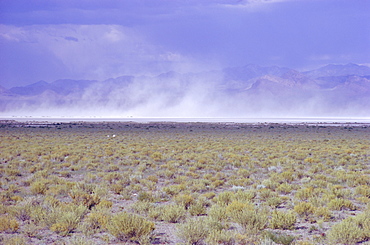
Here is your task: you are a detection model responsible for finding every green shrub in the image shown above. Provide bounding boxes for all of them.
[50,219,77,236]
[328,198,356,211]
[314,207,332,221]
[131,201,154,216]
[205,216,229,233]
[353,210,370,240]
[96,199,113,209]
[205,229,235,245]
[327,217,364,244]
[264,230,296,245]
[258,188,277,201]
[137,191,155,202]
[188,202,207,216]
[110,183,124,194]
[50,204,87,236]
[234,190,256,202]
[270,210,296,230]
[266,196,284,208]
[294,202,316,217]
[356,196,370,204]
[29,205,48,226]
[214,191,235,206]
[355,185,370,198]
[330,185,351,198]
[177,217,209,245]
[277,183,293,194]
[202,192,216,200]
[227,201,269,232]
[29,201,86,233]
[0,215,19,232]
[162,184,185,196]
[30,179,49,194]
[174,194,195,209]
[69,190,101,209]
[82,210,110,234]
[277,170,295,183]
[11,203,32,221]
[208,205,226,222]
[226,200,253,215]
[148,206,164,221]
[295,187,315,201]
[107,212,154,244]
[162,204,186,223]
[147,175,158,183]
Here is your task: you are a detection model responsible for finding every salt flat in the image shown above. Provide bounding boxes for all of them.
[1,117,370,126]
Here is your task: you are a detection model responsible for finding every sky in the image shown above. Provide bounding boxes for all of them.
[0,0,369,88]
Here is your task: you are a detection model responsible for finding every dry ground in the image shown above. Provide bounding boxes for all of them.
[0,120,369,244]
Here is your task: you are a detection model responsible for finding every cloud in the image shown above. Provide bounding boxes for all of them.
[0,0,300,26]
[0,0,369,88]
[0,24,205,84]
[64,36,78,42]
[0,25,34,42]
[309,54,333,61]
[216,0,298,10]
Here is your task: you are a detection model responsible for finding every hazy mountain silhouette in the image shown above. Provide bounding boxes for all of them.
[0,85,9,94]
[1,63,369,117]
[304,63,370,78]
[8,79,96,96]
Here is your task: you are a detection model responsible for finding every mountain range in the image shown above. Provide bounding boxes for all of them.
[1,63,369,117]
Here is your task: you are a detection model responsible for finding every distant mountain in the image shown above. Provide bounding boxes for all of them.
[0,85,9,94]
[304,63,370,79]
[9,79,96,96]
[51,79,96,95]
[223,64,291,81]
[9,80,51,96]
[314,75,370,90]
[333,75,370,95]
[101,76,134,86]
[1,63,369,117]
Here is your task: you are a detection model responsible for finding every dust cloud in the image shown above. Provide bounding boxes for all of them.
[1,69,369,119]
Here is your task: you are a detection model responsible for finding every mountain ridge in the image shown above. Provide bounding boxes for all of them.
[1,63,369,117]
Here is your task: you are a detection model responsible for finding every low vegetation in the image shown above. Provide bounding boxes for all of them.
[0,120,369,244]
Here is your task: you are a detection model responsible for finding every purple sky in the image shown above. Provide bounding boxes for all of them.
[0,0,369,88]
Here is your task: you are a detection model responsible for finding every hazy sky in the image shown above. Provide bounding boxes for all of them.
[0,0,369,88]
